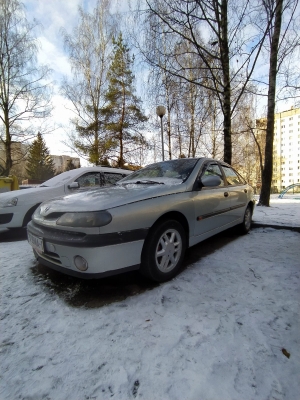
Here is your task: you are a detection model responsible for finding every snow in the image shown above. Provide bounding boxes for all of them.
[1,196,299,400]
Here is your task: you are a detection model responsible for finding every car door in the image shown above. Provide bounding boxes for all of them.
[192,162,232,237]
[220,164,249,221]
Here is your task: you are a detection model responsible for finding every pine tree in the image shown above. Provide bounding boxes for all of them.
[101,33,148,167]
[26,133,56,180]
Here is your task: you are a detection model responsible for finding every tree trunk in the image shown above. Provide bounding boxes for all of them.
[220,0,232,164]
[4,109,13,176]
[259,0,283,206]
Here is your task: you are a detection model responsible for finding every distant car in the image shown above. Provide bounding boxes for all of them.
[0,167,132,230]
[27,158,255,282]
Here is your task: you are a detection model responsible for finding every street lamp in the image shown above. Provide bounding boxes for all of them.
[156,106,166,161]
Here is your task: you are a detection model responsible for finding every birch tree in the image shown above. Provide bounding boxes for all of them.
[137,0,270,164]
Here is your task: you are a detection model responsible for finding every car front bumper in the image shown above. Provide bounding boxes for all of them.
[27,221,147,278]
[0,207,24,228]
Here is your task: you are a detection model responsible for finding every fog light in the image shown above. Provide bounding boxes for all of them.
[74,255,88,271]
[46,243,56,253]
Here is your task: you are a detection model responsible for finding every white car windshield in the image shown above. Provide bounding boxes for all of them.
[118,159,199,185]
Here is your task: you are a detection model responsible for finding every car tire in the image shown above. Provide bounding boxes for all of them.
[140,219,186,282]
[238,204,252,234]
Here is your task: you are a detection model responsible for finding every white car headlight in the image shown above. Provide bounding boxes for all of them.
[0,197,18,207]
[56,211,112,227]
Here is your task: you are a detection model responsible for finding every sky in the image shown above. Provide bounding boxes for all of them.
[23,0,92,163]
[1,195,299,399]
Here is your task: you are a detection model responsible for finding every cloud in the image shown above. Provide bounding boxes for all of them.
[36,36,72,80]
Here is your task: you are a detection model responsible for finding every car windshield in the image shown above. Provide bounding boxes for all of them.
[117,158,199,185]
[39,172,75,187]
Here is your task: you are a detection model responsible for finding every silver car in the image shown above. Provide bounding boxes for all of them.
[27,158,255,282]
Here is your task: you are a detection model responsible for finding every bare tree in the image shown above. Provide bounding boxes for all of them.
[135,0,270,164]
[60,0,117,165]
[0,0,52,176]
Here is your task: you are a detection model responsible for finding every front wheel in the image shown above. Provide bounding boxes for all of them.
[140,220,186,282]
[238,205,252,234]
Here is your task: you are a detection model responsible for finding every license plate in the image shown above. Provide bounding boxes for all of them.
[28,232,44,253]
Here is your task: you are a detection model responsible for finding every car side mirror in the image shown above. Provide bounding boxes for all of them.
[200,175,222,187]
[68,182,80,189]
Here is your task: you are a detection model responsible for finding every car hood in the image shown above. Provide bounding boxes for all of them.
[39,182,188,215]
[0,186,63,205]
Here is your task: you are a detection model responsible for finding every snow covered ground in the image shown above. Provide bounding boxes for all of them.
[0,196,299,400]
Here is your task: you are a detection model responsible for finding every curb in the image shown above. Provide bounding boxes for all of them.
[252,222,300,233]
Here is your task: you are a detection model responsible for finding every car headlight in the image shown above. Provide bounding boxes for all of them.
[56,211,112,227]
[0,197,18,207]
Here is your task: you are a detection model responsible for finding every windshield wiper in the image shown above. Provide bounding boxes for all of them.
[135,180,164,185]
[119,180,165,186]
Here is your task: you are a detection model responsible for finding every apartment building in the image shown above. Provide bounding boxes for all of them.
[273,107,300,192]
[51,155,80,174]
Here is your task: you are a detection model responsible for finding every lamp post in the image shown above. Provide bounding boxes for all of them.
[156,106,166,161]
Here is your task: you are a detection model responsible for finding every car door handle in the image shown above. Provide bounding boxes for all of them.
[224,192,229,197]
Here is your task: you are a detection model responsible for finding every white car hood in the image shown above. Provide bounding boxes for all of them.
[39,183,188,215]
[0,186,63,205]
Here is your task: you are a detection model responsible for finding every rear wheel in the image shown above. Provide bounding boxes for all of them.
[238,205,252,234]
[140,219,186,282]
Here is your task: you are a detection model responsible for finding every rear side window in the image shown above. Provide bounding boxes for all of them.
[222,166,246,185]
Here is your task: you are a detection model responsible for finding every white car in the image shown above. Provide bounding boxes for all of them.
[0,167,132,230]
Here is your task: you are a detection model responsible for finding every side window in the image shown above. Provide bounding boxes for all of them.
[103,172,125,185]
[222,166,245,185]
[75,172,101,188]
[202,163,225,186]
